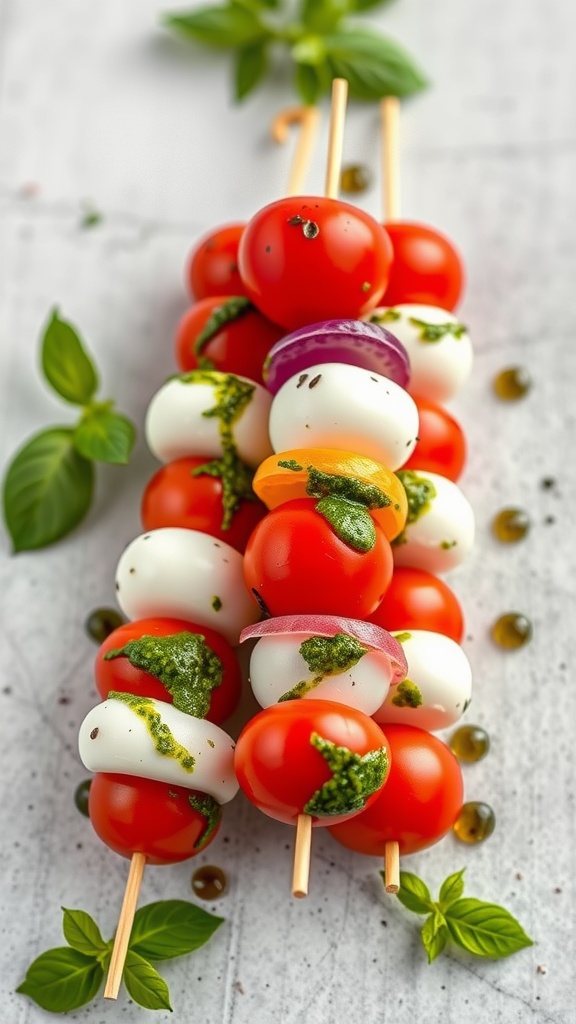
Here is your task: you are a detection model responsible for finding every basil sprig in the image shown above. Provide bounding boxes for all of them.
[391,869,533,963]
[2,309,136,552]
[164,0,427,103]
[17,901,223,1013]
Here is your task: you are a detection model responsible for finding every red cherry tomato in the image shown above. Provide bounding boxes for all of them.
[175,296,284,385]
[234,700,391,826]
[328,723,463,855]
[369,567,464,643]
[89,774,221,865]
[402,397,466,482]
[187,223,246,300]
[95,617,241,724]
[238,197,394,331]
[243,498,394,620]
[141,457,266,553]
[382,221,464,311]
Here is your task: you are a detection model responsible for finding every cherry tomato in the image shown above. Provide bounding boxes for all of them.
[187,223,246,300]
[243,498,394,620]
[369,567,464,642]
[95,617,241,724]
[141,457,266,553]
[89,774,221,864]
[328,723,463,855]
[234,700,391,826]
[382,221,464,310]
[402,397,466,482]
[175,296,284,384]
[238,197,394,331]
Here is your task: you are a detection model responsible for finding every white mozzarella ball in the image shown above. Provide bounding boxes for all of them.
[79,696,239,804]
[115,528,258,645]
[368,305,473,403]
[393,470,474,574]
[373,629,472,732]
[268,362,418,471]
[145,373,273,467]
[249,633,394,715]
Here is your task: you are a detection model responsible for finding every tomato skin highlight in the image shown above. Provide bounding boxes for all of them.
[243,498,394,620]
[141,456,266,553]
[238,197,394,331]
[95,616,242,724]
[382,221,464,310]
[369,567,464,643]
[234,700,391,826]
[402,397,466,482]
[328,723,463,855]
[175,296,284,384]
[187,223,246,300]
[89,774,220,864]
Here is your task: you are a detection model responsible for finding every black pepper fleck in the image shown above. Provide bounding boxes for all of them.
[308,374,322,389]
[90,727,99,739]
[296,373,309,388]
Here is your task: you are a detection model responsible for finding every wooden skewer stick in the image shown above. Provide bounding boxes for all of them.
[324,78,349,199]
[104,852,146,999]
[271,105,321,197]
[380,96,401,222]
[292,813,313,898]
[383,840,400,893]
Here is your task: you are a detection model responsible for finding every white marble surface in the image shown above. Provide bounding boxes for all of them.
[1,0,575,1021]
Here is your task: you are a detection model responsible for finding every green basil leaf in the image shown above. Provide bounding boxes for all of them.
[16,947,103,1013]
[41,309,98,405]
[294,61,323,104]
[291,35,326,66]
[438,868,466,911]
[300,0,349,33]
[122,951,172,1011]
[445,898,534,958]
[395,871,434,915]
[62,908,107,956]
[325,29,428,99]
[235,40,268,100]
[232,0,280,9]
[164,6,267,48]
[129,900,223,961]
[421,912,449,964]
[351,0,394,10]
[74,410,136,465]
[2,427,94,552]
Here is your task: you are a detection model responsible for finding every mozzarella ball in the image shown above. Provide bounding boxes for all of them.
[145,372,273,467]
[115,528,258,645]
[393,470,474,573]
[368,305,473,402]
[79,696,238,804]
[249,633,394,715]
[373,630,472,731]
[268,363,418,471]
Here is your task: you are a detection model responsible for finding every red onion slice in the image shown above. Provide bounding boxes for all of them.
[263,319,410,395]
[240,614,407,683]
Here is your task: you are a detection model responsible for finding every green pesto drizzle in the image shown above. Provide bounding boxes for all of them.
[305,466,391,554]
[108,691,195,772]
[188,793,222,849]
[393,631,413,644]
[408,317,467,343]
[304,733,388,816]
[211,596,222,611]
[393,470,436,547]
[193,297,252,368]
[391,679,423,708]
[440,539,457,549]
[369,309,401,324]
[104,633,222,719]
[277,459,303,472]
[278,633,368,702]
[305,467,391,509]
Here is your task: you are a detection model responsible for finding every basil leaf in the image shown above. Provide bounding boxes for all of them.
[351,0,394,10]
[41,309,98,405]
[235,40,268,101]
[122,951,172,1011]
[292,35,326,66]
[324,29,428,99]
[232,0,280,9]
[62,908,107,956]
[294,62,323,104]
[16,947,103,1013]
[164,6,267,47]
[300,0,349,33]
[74,410,136,465]
[438,868,466,911]
[421,912,449,964]
[445,898,534,958]
[396,871,433,915]
[129,900,223,961]
[2,427,94,552]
